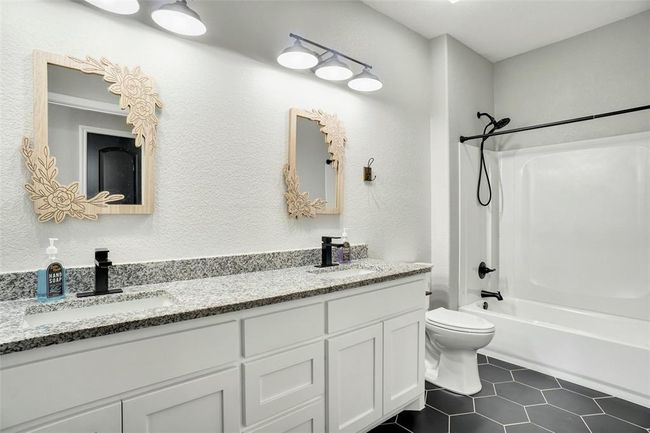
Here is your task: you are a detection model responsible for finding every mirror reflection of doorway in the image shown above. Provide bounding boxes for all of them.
[80,127,142,205]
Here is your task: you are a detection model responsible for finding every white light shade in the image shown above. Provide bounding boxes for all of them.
[348,68,383,92]
[84,0,139,15]
[314,55,354,81]
[277,40,319,70]
[151,0,206,36]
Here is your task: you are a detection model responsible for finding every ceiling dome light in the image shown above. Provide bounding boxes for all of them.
[314,54,354,81]
[348,68,383,92]
[84,0,139,15]
[277,40,319,70]
[151,0,207,36]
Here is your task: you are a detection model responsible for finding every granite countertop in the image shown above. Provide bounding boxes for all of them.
[0,259,431,355]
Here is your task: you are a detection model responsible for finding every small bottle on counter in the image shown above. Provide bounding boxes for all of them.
[37,238,66,303]
[340,228,351,264]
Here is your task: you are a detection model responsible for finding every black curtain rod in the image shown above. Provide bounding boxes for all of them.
[459,105,650,143]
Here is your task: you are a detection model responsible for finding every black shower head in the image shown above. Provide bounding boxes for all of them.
[477,112,510,130]
[494,117,510,130]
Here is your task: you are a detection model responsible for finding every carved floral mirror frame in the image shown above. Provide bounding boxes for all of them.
[283,108,346,218]
[22,50,162,223]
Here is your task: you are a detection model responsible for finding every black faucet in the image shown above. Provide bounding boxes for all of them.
[317,236,343,268]
[481,290,503,301]
[77,249,123,297]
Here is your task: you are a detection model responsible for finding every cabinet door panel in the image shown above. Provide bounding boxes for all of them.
[327,324,382,433]
[123,368,240,433]
[383,310,425,413]
[25,403,121,433]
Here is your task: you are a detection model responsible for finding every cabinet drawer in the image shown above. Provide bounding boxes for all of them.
[247,400,324,433]
[243,303,324,356]
[123,368,240,433]
[1,321,239,429]
[243,342,324,426]
[327,278,424,333]
[23,403,121,433]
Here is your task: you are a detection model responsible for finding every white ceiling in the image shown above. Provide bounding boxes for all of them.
[363,0,650,62]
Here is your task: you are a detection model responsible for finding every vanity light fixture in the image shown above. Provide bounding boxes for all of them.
[314,54,354,81]
[277,39,319,70]
[348,68,383,92]
[278,33,382,92]
[83,0,140,15]
[151,0,207,36]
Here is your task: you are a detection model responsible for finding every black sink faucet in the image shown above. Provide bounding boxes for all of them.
[481,290,503,301]
[77,249,123,297]
[317,236,343,268]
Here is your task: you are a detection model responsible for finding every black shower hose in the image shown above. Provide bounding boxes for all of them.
[477,124,495,207]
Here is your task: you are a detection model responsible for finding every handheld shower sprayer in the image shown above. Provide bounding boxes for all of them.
[475,112,511,206]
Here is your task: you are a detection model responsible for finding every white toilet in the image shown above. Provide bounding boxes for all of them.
[425,307,495,395]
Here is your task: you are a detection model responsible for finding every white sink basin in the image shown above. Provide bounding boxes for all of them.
[23,293,173,328]
[310,267,376,279]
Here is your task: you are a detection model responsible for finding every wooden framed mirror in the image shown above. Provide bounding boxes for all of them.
[22,50,162,222]
[283,108,346,218]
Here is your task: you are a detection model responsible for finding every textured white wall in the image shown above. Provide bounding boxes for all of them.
[0,1,431,272]
[494,11,650,150]
[429,35,495,310]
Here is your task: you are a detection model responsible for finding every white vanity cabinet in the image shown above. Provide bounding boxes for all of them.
[0,274,427,433]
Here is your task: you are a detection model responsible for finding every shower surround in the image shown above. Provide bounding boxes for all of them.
[459,132,650,407]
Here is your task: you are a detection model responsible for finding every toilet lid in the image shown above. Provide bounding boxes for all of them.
[426,308,495,333]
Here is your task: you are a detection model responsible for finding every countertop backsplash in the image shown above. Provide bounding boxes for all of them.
[0,244,368,302]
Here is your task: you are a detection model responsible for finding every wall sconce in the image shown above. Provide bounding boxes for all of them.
[277,33,383,93]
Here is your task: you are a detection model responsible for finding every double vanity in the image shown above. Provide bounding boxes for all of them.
[0,258,430,433]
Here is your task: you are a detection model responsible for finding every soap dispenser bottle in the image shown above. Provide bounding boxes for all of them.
[37,238,66,303]
[340,228,351,264]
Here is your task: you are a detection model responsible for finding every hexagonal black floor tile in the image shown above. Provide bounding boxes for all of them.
[526,404,590,433]
[596,397,650,428]
[543,388,602,415]
[479,364,513,383]
[475,395,528,424]
[477,353,488,364]
[427,389,474,415]
[368,423,411,433]
[488,357,524,370]
[557,378,609,398]
[397,407,448,433]
[472,380,496,398]
[450,413,503,433]
[584,414,647,433]
[512,370,559,390]
[506,423,551,433]
[496,381,545,406]
[425,380,441,391]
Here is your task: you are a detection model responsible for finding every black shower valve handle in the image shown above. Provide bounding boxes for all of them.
[478,261,496,279]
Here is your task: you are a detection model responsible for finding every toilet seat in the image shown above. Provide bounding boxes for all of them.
[426,308,495,334]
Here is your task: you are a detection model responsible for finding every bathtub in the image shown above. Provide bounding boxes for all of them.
[460,298,650,407]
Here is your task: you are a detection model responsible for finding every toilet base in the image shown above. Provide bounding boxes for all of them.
[425,349,482,395]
